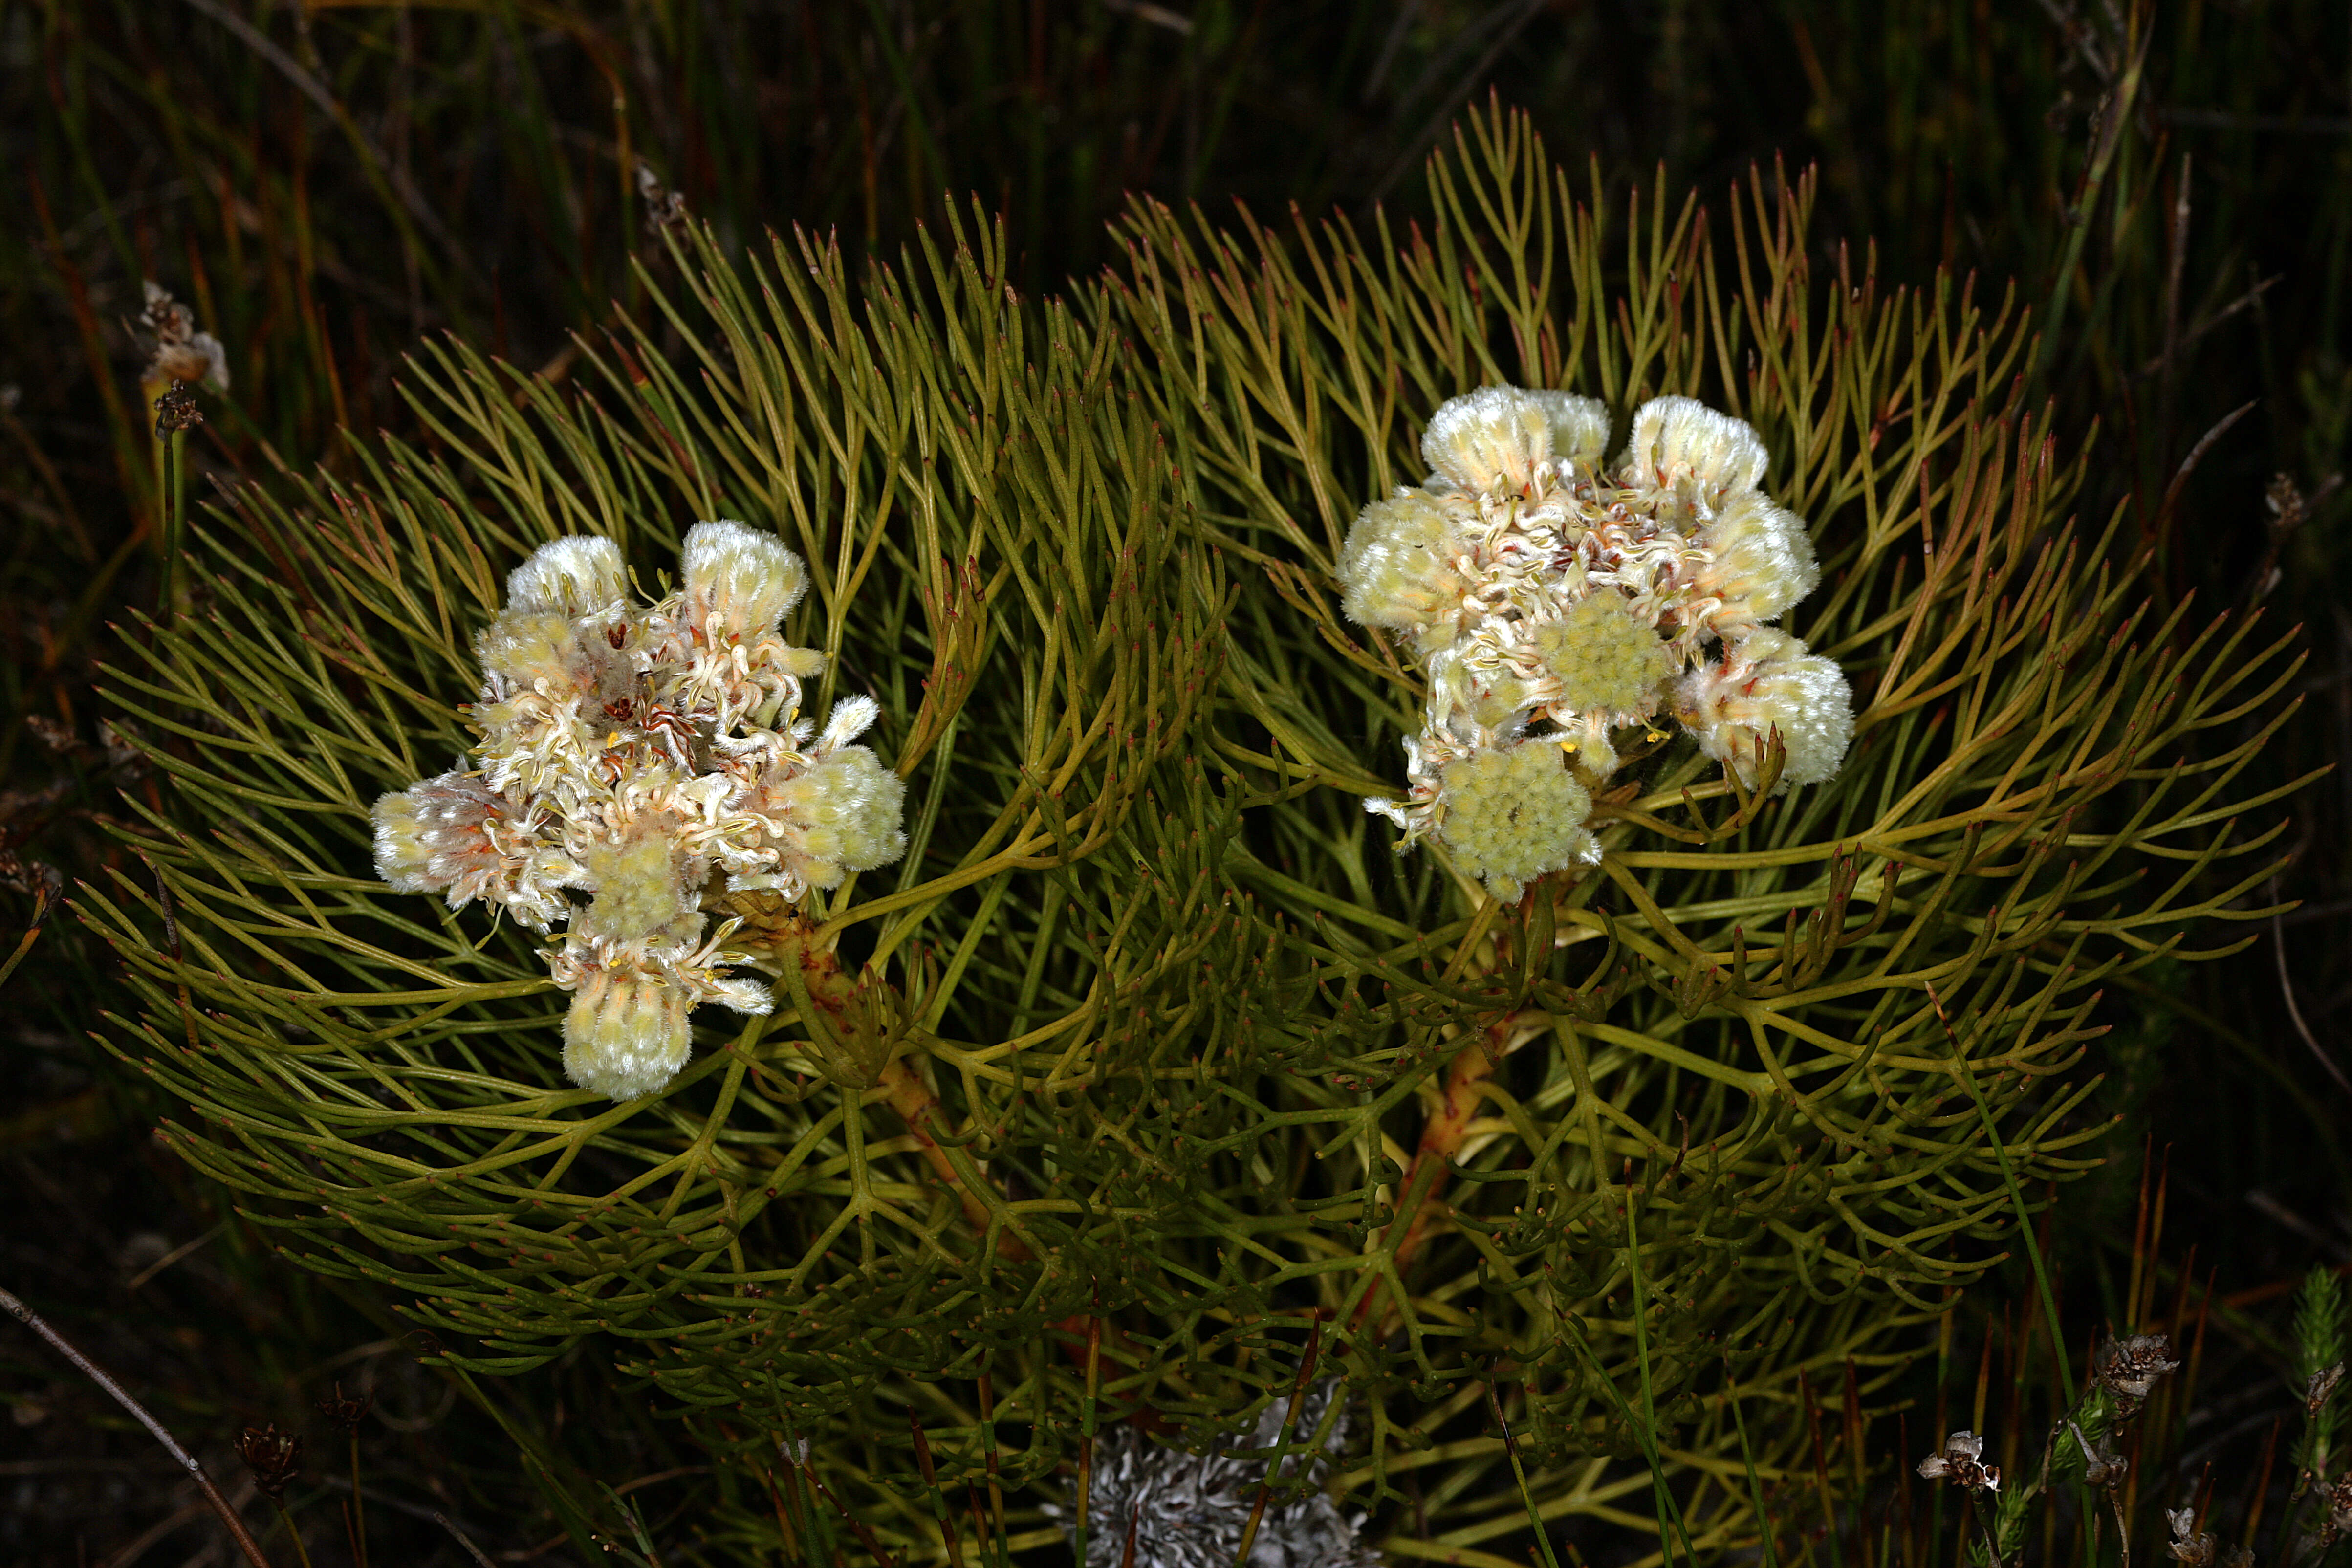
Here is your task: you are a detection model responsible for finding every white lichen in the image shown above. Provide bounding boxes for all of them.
[1336,385,1851,897]
[1063,1382,1381,1568]
[371,523,907,1100]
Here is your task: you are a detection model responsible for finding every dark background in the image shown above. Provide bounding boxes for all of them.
[1,2,2346,1561]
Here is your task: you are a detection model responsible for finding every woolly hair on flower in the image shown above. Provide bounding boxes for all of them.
[1676,629,1855,791]
[369,523,908,1100]
[1337,382,1849,896]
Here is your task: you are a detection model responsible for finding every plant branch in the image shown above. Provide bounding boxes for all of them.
[0,1284,274,1568]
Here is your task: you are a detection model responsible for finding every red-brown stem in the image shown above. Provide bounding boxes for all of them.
[1350,1010,1514,1338]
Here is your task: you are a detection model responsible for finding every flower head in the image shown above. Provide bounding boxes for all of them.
[1431,740,1597,903]
[1615,393,1768,507]
[2094,1332,2181,1414]
[2166,1506,2216,1567]
[1421,384,1555,494]
[1674,630,1853,792]
[1529,389,1612,474]
[1525,590,1677,719]
[139,280,230,392]
[682,518,809,636]
[1916,1429,2000,1492]
[1335,387,1848,887]
[233,1425,302,1502]
[1687,491,1820,635]
[371,526,905,1099]
[1337,490,1473,641]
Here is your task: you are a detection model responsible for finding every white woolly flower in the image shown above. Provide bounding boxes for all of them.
[504,534,627,618]
[370,525,905,1100]
[1685,490,1820,636]
[1526,389,1611,473]
[1615,394,1770,506]
[372,770,576,931]
[1420,385,1554,494]
[1675,629,1854,791]
[1064,1382,1380,1568]
[681,519,809,636]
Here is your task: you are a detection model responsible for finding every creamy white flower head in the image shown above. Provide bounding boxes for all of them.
[552,920,774,1099]
[1336,489,1473,637]
[506,535,627,618]
[1687,490,1821,635]
[1421,385,1553,494]
[1617,395,1770,505]
[373,528,902,1100]
[560,960,692,1101]
[371,769,576,931]
[1526,389,1611,473]
[1343,387,1847,891]
[681,520,809,636]
[1675,629,1853,791]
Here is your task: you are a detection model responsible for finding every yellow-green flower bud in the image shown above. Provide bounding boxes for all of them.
[1336,490,1469,632]
[562,965,691,1101]
[505,535,627,618]
[1690,491,1820,632]
[577,830,700,947]
[681,520,809,636]
[1435,740,1598,901]
[1527,593,1676,717]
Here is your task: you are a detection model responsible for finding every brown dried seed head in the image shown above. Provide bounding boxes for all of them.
[2166,1506,2217,1567]
[233,1423,302,1501]
[2096,1332,2181,1410]
[152,382,203,438]
[315,1382,373,1434]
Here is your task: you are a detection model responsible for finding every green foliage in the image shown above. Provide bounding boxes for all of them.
[70,100,2313,1565]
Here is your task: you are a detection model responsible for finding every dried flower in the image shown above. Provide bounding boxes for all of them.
[2095,1332,2181,1414]
[637,160,690,235]
[233,1424,302,1501]
[1916,1429,2001,1493]
[138,281,229,392]
[152,382,203,438]
[315,1383,373,1434]
[2309,1360,2345,1416]
[1338,385,1846,894]
[371,524,908,1099]
[2068,1420,2130,1488]
[1067,1382,1380,1568]
[2166,1505,2217,1567]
